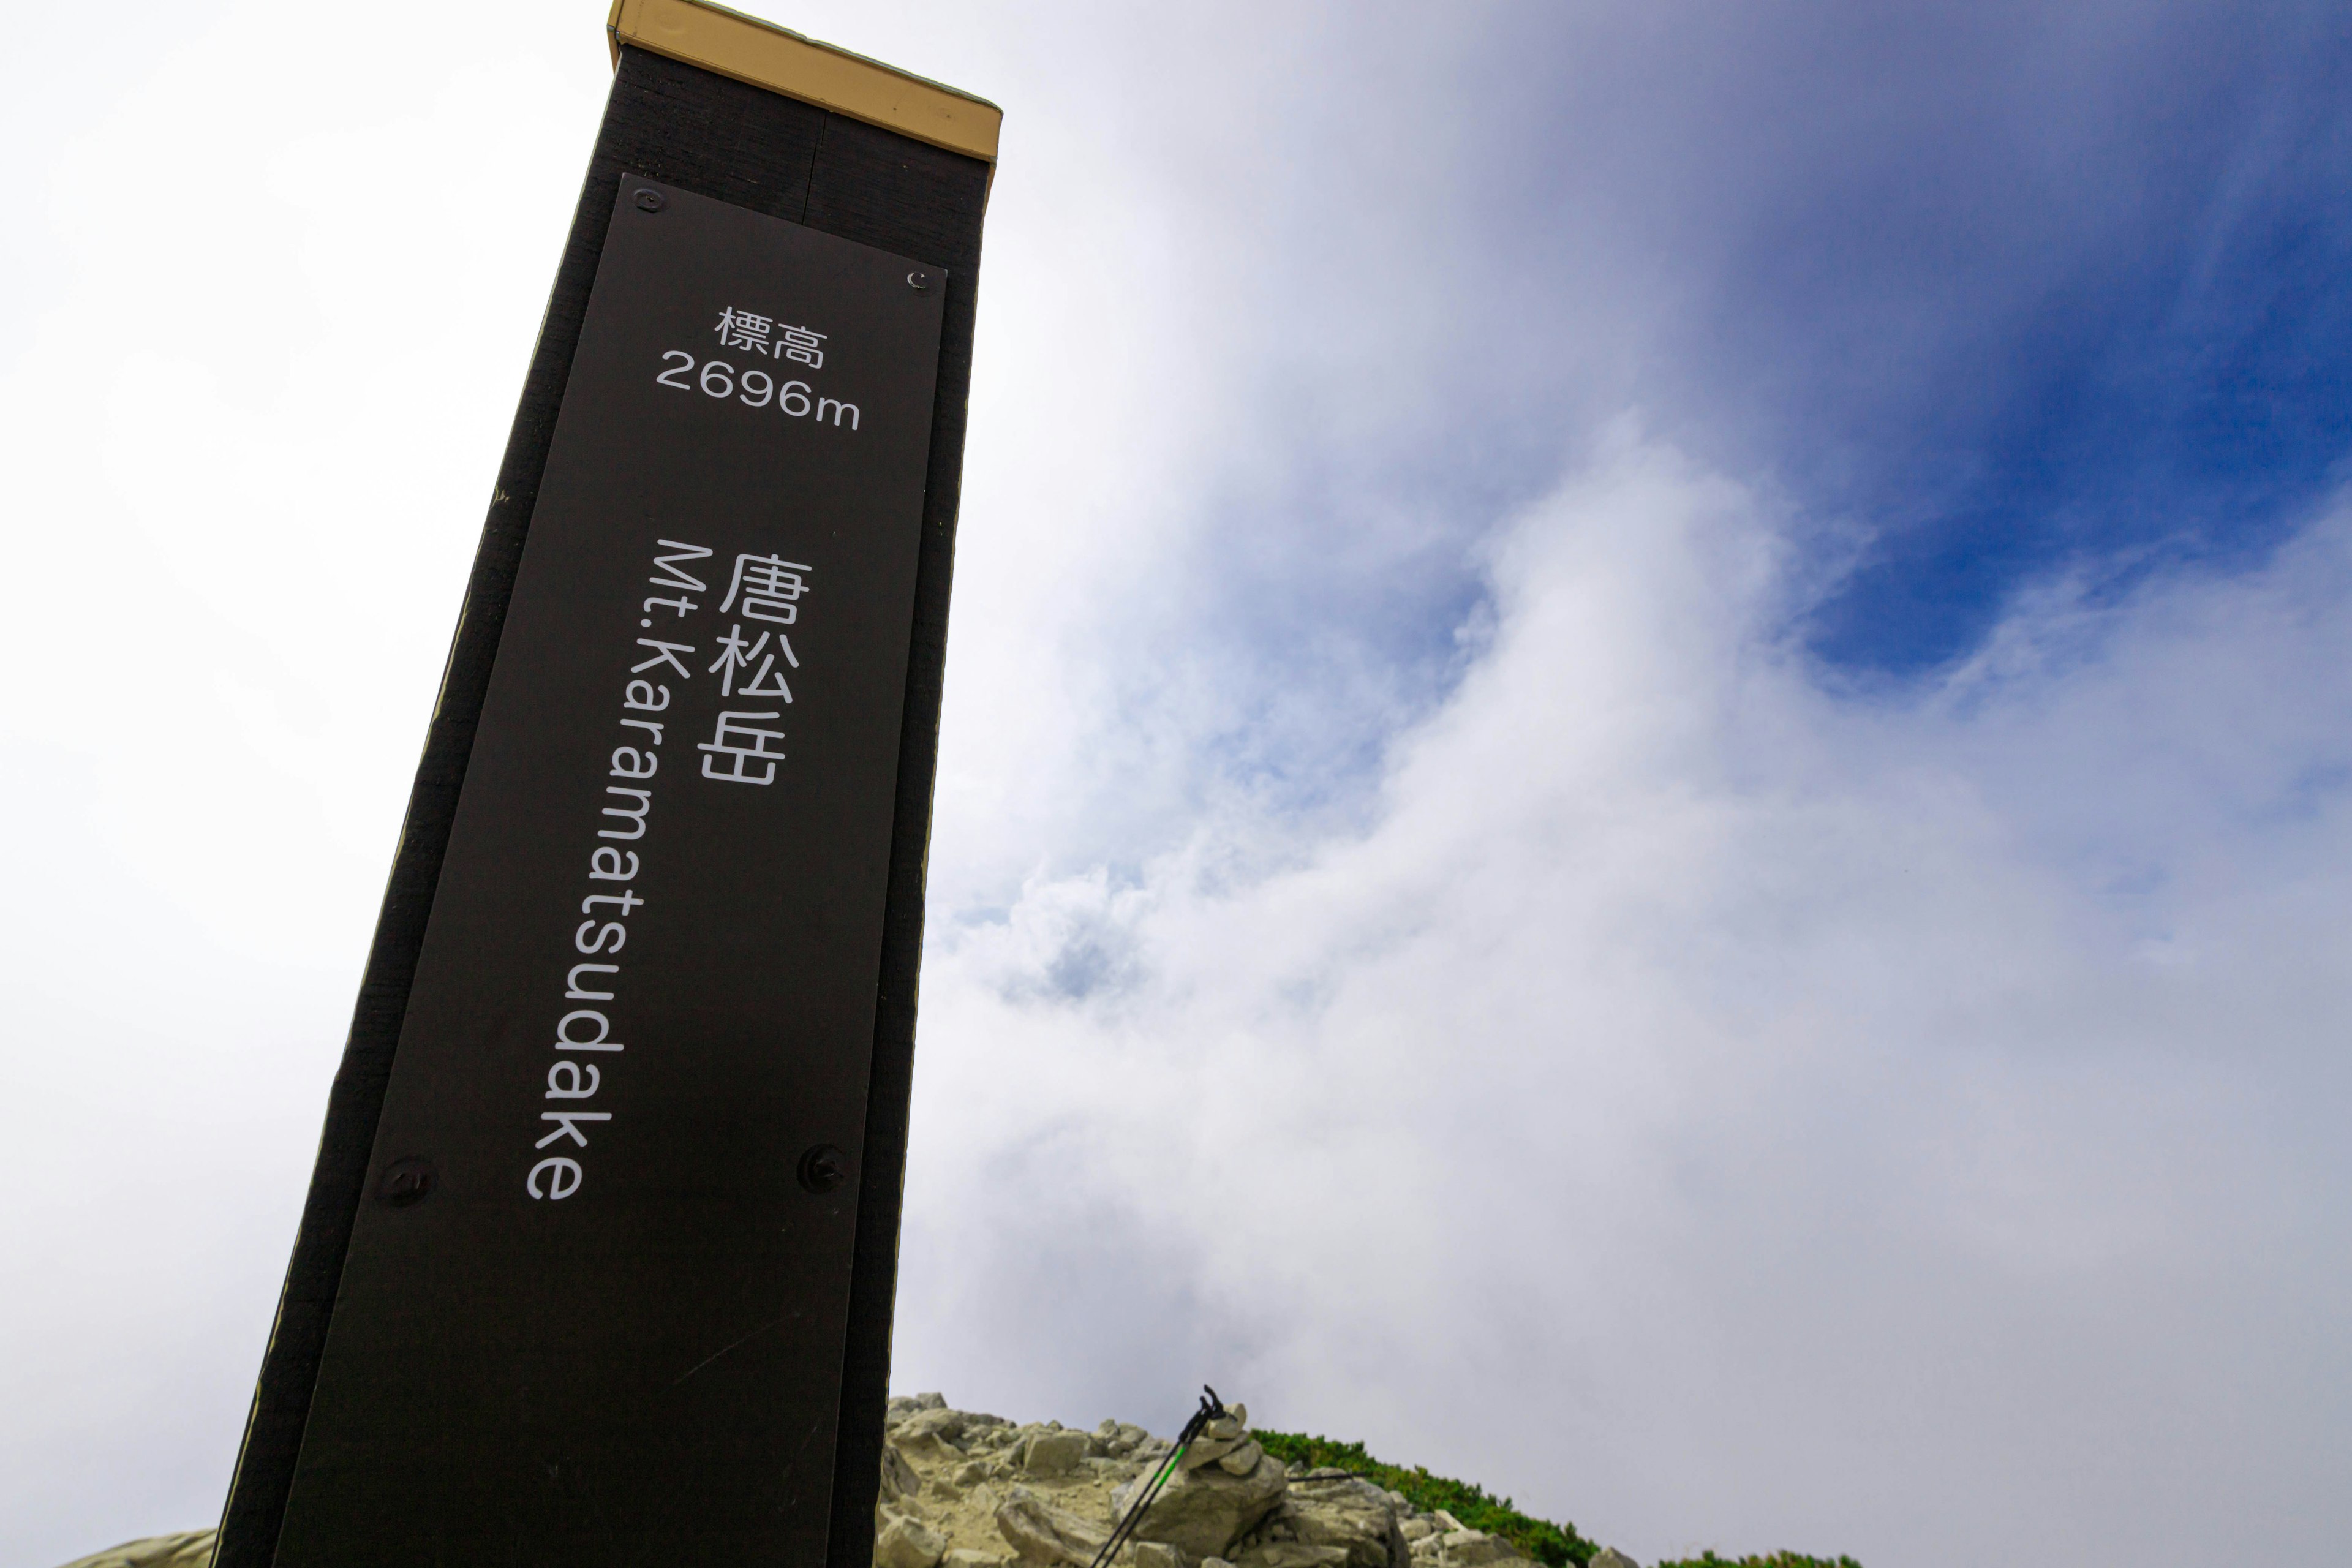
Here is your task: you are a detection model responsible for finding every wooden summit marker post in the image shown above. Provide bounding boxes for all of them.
[214,5,997,1564]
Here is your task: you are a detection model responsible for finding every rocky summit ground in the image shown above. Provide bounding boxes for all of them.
[55,1395,1647,1568]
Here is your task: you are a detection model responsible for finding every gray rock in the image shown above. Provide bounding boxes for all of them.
[878,1515,951,1568]
[1025,1430,1092,1475]
[1115,1446,1289,1559]
[52,1535,216,1568]
[1588,1553,1641,1568]
[943,1551,1007,1568]
[883,1442,925,1503]
[1131,1544,1187,1568]
[1433,1531,1523,1568]
[1235,1548,1351,1568]
[996,1486,1110,1566]
[904,1409,971,1444]
[1287,1474,1410,1568]
[899,1407,973,1461]
[1217,1440,1267,1477]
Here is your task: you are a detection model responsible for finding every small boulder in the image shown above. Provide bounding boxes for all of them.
[1025,1430,1091,1476]
[898,1407,972,1461]
[1589,1553,1640,1568]
[1235,1548,1351,1568]
[877,1515,950,1568]
[53,1534,216,1568]
[882,1443,924,1504]
[1287,1474,1409,1568]
[1433,1532,1523,1568]
[1216,1441,1266,1477]
[1117,1445,1288,1559]
[997,1486,1110,1566]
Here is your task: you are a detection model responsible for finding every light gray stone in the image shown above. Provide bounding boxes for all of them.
[1115,1447,1289,1559]
[1217,1441,1267,1477]
[943,1551,1007,1568]
[53,1534,216,1568]
[1026,1430,1091,1475]
[878,1515,951,1568]
[1588,1552,1640,1568]
[997,1487,1110,1567]
[1433,1532,1523,1568]
[1287,1474,1409,1568]
[898,1407,972,1461]
[1131,1543,1187,1568]
[883,1442,924,1503]
[1235,1547,1351,1568]
[903,1409,971,1444]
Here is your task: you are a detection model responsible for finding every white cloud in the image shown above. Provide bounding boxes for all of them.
[894,434,2352,1566]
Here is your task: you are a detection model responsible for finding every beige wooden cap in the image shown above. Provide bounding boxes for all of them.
[606,0,1001,163]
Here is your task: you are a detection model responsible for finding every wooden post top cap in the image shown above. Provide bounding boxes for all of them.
[606,0,1001,162]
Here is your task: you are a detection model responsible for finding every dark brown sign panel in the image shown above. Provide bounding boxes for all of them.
[263,175,943,1562]
[216,37,992,1567]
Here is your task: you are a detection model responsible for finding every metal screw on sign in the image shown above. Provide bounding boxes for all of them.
[797,1144,848,1194]
[379,1157,437,1208]
[907,270,930,290]
[635,188,666,213]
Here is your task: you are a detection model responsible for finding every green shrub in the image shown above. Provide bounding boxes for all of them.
[1250,1432,1861,1568]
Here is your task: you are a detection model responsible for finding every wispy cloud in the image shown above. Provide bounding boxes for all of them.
[899,435,2352,1564]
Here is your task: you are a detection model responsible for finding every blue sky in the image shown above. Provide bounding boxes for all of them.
[3,4,2350,1567]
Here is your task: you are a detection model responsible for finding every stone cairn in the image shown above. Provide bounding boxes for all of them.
[50,1394,1645,1568]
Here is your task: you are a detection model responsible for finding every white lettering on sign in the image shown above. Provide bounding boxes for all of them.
[525,536,713,1200]
[718,554,811,625]
[708,625,797,699]
[714,304,826,371]
[714,305,772,356]
[653,350,860,431]
[777,324,826,369]
[698,710,787,785]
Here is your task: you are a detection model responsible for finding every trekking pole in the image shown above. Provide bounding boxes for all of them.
[1086,1387,1227,1568]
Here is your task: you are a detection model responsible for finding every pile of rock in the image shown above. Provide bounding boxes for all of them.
[874,1394,1643,1568]
[50,1396,1647,1568]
